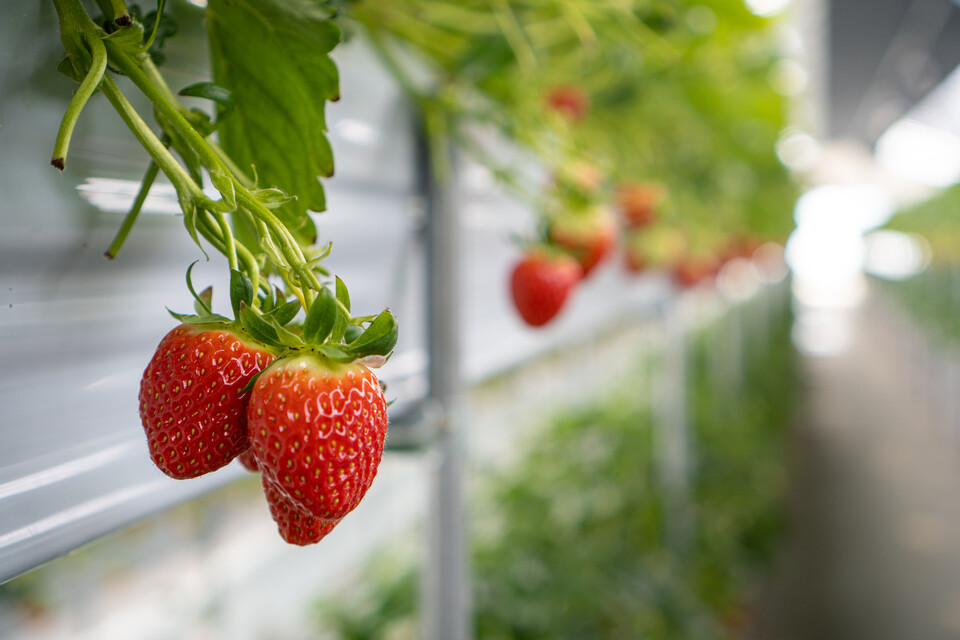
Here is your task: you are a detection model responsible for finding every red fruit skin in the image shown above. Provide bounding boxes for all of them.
[510,252,582,327]
[248,356,389,521]
[545,85,590,121]
[262,475,340,546]
[139,324,275,479]
[550,219,617,277]
[237,448,259,472]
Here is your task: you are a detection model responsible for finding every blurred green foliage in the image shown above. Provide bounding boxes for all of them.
[314,285,797,639]
[345,0,798,248]
[874,266,960,346]
[884,184,960,264]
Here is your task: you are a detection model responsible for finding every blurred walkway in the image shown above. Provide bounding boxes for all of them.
[760,295,960,640]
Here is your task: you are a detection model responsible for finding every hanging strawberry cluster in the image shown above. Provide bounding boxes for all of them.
[51,0,396,545]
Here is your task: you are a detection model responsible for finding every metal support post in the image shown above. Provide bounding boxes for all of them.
[656,294,693,550]
[418,129,471,640]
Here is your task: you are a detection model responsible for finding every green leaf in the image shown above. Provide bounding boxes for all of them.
[275,323,305,348]
[207,0,341,245]
[167,309,231,324]
[344,310,398,358]
[303,287,337,344]
[335,276,351,313]
[103,23,146,57]
[252,187,295,210]
[230,269,254,319]
[210,169,237,211]
[318,344,353,363]
[194,286,213,316]
[267,299,301,327]
[344,325,363,343]
[178,81,235,118]
[184,262,211,313]
[181,203,208,259]
[328,277,350,343]
[240,303,282,348]
[57,56,83,82]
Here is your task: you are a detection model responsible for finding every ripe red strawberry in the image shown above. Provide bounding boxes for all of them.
[510,250,582,327]
[545,85,590,121]
[248,355,389,521]
[616,182,665,228]
[262,475,341,546]
[548,208,617,277]
[139,324,275,479]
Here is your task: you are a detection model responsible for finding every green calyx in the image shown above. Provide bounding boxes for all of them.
[171,263,396,368]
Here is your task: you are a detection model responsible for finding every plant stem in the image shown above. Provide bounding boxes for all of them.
[99,75,208,208]
[105,45,233,183]
[50,31,107,170]
[108,0,131,26]
[105,159,160,259]
[213,212,239,271]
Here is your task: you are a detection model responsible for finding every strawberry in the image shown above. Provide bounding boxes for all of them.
[139,323,275,479]
[510,250,582,327]
[248,354,389,522]
[545,85,590,121]
[616,182,665,228]
[548,208,617,277]
[262,475,341,546]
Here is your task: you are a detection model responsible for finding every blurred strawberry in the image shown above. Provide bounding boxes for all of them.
[545,85,590,122]
[548,207,617,277]
[616,182,666,228]
[510,249,582,327]
[672,255,720,289]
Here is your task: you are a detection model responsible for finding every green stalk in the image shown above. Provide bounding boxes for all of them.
[105,160,160,259]
[104,46,233,182]
[197,212,261,301]
[488,0,537,75]
[109,0,131,26]
[51,33,107,170]
[99,75,208,209]
[213,212,239,271]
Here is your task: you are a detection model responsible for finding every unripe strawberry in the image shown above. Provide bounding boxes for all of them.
[139,324,275,479]
[248,355,389,521]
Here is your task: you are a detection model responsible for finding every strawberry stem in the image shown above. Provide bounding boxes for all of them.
[213,212,239,272]
[50,31,106,170]
[105,159,160,259]
[98,75,208,210]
